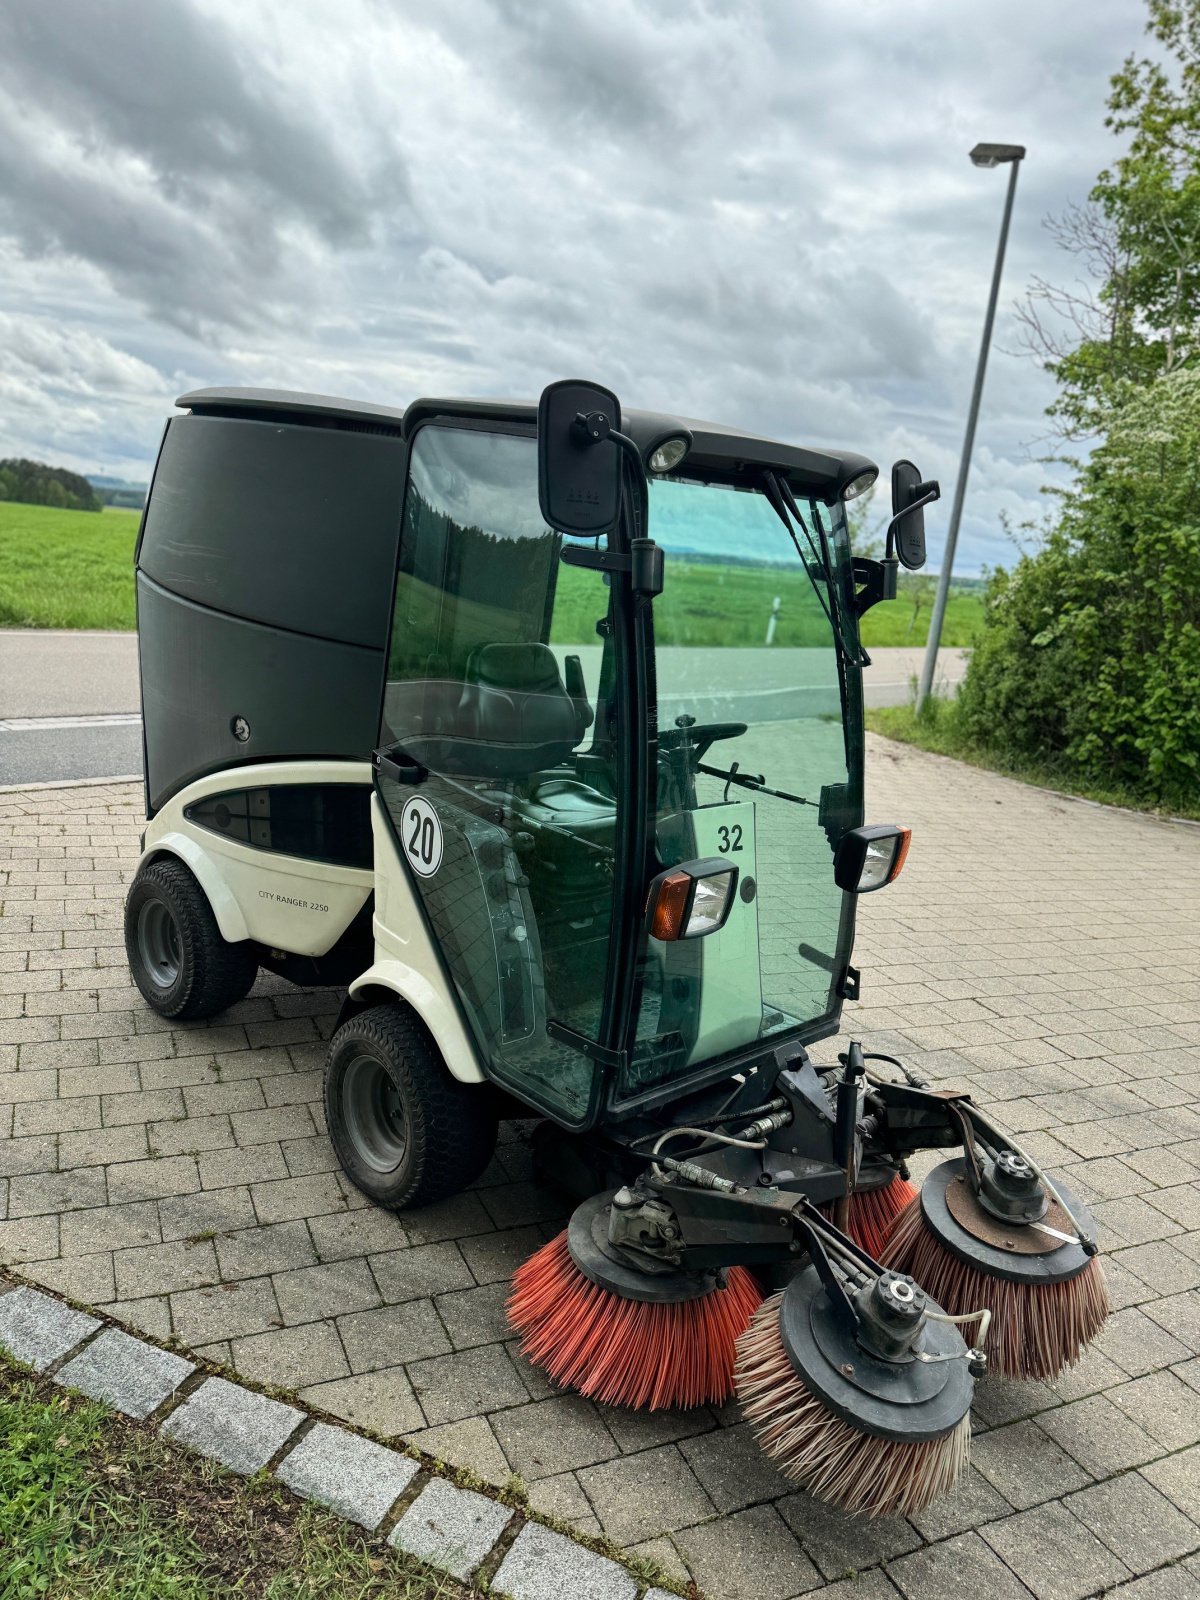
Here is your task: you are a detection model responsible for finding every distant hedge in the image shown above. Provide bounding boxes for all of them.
[957,369,1200,813]
[0,458,101,513]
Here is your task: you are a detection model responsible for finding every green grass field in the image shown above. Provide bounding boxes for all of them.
[0,499,984,645]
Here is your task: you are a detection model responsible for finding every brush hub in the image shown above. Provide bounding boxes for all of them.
[977,1151,1049,1225]
[924,1158,1096,1284]
[566,1191,720,1305]
[778,1265,973,1443]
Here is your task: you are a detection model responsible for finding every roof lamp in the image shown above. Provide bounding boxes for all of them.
[842,468,879,502]
[646,432,692,474]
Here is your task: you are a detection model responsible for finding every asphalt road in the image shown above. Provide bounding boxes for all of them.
[0,630,967,788]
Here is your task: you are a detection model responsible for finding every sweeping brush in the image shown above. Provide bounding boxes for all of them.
[508,1192,762,1409]
[736,1267,974,1517]
[881,1157,1110,1381]
[821,1171,917,1259]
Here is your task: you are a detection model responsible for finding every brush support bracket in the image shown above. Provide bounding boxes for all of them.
[920,1158,1098,1285]
[567,1191,720,1304]
[778,1265,974,1443]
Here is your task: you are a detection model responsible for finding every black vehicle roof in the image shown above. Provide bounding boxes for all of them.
[176,386,876,501]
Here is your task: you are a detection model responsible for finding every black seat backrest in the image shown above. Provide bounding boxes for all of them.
[457,643,579,777]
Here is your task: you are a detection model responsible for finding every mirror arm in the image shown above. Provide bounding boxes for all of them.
[884,483,941,558]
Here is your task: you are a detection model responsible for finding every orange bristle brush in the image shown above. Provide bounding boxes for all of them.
[508,1192,762,1409]
[735,1266,973,1517]
[821,1170,917,1260]
[881,1157,1110,1381]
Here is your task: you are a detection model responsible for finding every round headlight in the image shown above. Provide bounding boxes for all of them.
[647,436,690,474]
[842,468,878,502]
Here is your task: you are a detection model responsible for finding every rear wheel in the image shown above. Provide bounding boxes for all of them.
[325,1004,498,1210]
[125,857,258,1020]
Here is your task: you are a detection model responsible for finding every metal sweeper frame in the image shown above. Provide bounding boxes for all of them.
[125,380,1109,1517]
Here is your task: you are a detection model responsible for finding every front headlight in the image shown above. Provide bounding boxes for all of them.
[834,825,911,893]
[645,858,739,940]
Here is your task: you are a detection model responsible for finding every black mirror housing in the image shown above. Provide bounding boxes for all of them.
[537,379,623,536]
[889,459,938,570]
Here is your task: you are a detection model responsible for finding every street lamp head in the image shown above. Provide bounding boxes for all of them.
[970,142,1026,168]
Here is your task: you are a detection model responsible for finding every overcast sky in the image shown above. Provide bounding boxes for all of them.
[0,0,1156,571]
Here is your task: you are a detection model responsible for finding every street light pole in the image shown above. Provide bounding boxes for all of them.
[916,142,1025,714]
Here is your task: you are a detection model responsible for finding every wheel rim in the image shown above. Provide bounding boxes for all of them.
[137,900,182,988]
[342,1052,408,1174]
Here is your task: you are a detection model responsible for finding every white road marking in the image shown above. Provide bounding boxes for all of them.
[0,713,142,732]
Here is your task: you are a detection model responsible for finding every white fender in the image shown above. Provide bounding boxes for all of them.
[146,829,252,944]
[348,957,484,1084]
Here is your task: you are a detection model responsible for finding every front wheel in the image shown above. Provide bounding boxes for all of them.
[124,857,258,1020]
[325,1005,498,1210]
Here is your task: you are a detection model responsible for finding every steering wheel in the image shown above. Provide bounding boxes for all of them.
[657,718,748,763]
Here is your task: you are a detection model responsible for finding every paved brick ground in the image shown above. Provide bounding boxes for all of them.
[2,741,1198,1600]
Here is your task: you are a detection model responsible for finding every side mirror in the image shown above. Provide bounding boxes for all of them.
[889,460,939,570]
[537,379,623,536]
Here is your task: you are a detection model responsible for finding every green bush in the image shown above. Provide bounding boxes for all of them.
[957,369,1200,812]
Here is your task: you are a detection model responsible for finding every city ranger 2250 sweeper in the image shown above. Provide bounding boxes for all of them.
[125,380,1109,1516]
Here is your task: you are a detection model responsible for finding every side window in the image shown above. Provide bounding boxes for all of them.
[184,786,373,869]
[376,426,618,1127]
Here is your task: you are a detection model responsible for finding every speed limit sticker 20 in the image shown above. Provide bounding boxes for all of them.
[400,796,443,877]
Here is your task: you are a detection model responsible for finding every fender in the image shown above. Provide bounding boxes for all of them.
[142,830,251,944]
[348,958,485,1084]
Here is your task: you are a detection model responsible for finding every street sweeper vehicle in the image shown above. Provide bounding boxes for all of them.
[126,380,1109,1516]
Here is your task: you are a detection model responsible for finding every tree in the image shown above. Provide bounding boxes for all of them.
[1017,0,1200,436]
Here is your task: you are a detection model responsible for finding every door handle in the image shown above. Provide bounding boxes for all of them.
[373,745,427,785]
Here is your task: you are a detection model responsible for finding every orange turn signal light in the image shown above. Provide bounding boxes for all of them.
[645,858,739,941]
[834,825,912,893]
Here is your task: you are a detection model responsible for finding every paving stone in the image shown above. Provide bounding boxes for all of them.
[1038,1392,1162,1477]
[169,1276,281,1345]
[1065,1473,1200,1574]
[272,1258,380,1324]
[306,1208,408,1263]
[679,1419,794,1514]
[490,1396,616,1480]
[595,1402,717,1454]
[0,1284,100,1369]
[1146,1290,1200,1352]
[158,1186,257,1241]
[493,1520,637,1600]
[23,1251,117,1304]
[389,1476,512,1581]
[61,1200,161,1257]
[336,1298,449,1372]
[399,1190,494,1245]
[281,1133,339,1177]
[0,1134,58,1177]
[1102,1567,1200,1599]
[231,1319,349,1388]
[300,1366,425,1437]
[0,1070,60,1106]
[971,1418,1094,1508]
[674,1504,820,1600]
[114,1237,219,1298]
[147,1112,233,1156]
[908,1463,1015,1541]
[7,1167,105,1218]
[983,1501,1131,1600]
[275,1420,418,1529]
[198,1142,288,1190]
[103,1295,173,1341]
[407,1344,531,1426]
[1142,1444,1200,1521]
[408,1415,513,1486]
[434,1280,513,1349]
[1096,1306,1194,1377]
[106,1155,200,1204]
[524,1469,594,1525]
[577,1443,715,1544]
[55,1327,193,1418]
[788,1574,899,1600]
[0,1212,59,1265]
[15,1095,101,1136]
[890,1530,1033,1600]
[1108,1369,1200,1451]
[161,1375,303,1475]
[777,1486,921,1577]
[214,1220,318,1279]
[368,1240,472,1299]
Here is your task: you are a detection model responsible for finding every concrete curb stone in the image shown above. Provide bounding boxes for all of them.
[55,1326,194,1418]
[277,1420,419,1530]
[389,1475,513,1580]
[161,1375,304,1475]
[0,1284,101,1370]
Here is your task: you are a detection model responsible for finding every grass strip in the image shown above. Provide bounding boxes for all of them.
[0,1356,464,1599]
[866,698,1200,823]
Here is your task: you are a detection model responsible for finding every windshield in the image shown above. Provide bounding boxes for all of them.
[622,475,861,1101]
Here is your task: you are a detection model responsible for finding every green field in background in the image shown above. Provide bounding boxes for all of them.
[0,499,984,645]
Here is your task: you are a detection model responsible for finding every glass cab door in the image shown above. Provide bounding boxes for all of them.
[377,423,624,1127]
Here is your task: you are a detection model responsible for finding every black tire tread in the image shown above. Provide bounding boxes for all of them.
[325,1004,497,1211]
[125,857,257,1021]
